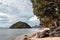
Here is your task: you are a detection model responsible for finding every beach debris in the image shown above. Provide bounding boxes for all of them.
[22,27,60,39]
[23,26,60,38]
[28,39,31,40]
[54,27,60,37]
[23,35,32,40]
[49,27,60,37]
[49,23,57,32]
[55,31,60,37]
[49,31,55,37]
[37,30,50,38]
[23,35,28,40]
[54,27,60,31]
[37,26,60,38]
[23,38,28,40]
[36,32,41,38]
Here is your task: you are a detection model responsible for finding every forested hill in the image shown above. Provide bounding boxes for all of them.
[10,21,31,29]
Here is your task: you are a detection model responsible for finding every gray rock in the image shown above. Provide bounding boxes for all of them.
[23,38,28,40]
[49,27,60,37]
[56,19,60,26]
[23,35,28,40]
[37,30,50,38]
[55,31,60,37]
[49,31,55,37]
[54,27,60,37]
[54,27,60,31]
[49,23,57,32]
[36,32,41,38]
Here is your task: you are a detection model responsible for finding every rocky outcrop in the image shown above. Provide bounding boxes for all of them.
[49,27,60,37]
[10,21,31,29]
[36,27,60,38]
[37,30,50,38]
[35,19,60,38]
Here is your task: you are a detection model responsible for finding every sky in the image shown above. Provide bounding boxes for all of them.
[0,0,40,28]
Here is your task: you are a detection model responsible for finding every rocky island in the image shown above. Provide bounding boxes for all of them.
[10,21,31,29]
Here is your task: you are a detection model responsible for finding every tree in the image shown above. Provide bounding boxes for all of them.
[31,0,60,27]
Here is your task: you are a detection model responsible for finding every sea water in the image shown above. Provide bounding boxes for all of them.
[0,28,40,40]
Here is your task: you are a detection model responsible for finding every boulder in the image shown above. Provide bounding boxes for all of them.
[23,38,28,40]
[23,35,28,40]
[55,31,60,37]
[54,27,60,31]
[49,23,57,32]
[36,32,41,38]
[54,27,60,37]
[49,31,55,37]
[49,27,60,37]
[37,30,50,38]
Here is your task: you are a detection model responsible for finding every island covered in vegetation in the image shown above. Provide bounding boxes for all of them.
[10,21,31,29]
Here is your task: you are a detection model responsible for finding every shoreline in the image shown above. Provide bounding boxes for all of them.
[14,28,60,40]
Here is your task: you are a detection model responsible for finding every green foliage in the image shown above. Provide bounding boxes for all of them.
[31,0,60,27]
[10,21,31,29]
[32,0,49,18]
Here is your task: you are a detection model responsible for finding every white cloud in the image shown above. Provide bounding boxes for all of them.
[0,12,11,22]
[29,16,39,22]
[0,12,28,27]
[0,0,39,27]
[29,16,40,26]
[0,12,18,27]
[0,0,34,16]
[0,12,17,20]
[0,12,10,17]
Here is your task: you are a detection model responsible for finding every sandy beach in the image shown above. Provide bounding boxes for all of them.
[14,28,60,40]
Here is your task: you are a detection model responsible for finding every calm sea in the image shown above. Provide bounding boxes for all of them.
[0,28,40,40]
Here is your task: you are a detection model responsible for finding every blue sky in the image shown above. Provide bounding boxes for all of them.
[0,0,40,28]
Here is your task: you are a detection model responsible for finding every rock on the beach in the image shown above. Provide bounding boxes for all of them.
[37,30,50,38]
[49,31,55,37]
[36,27,60,38]
[36,32,41,38]
[49,31,60,37]
[49,27,60,37]
[55,27,60,37]
[23,35,28,40]
[49,23,57,32]
[22,27,60,39]
[55,31,60,37]
[23,38,28,40]
[54,27,60,31]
